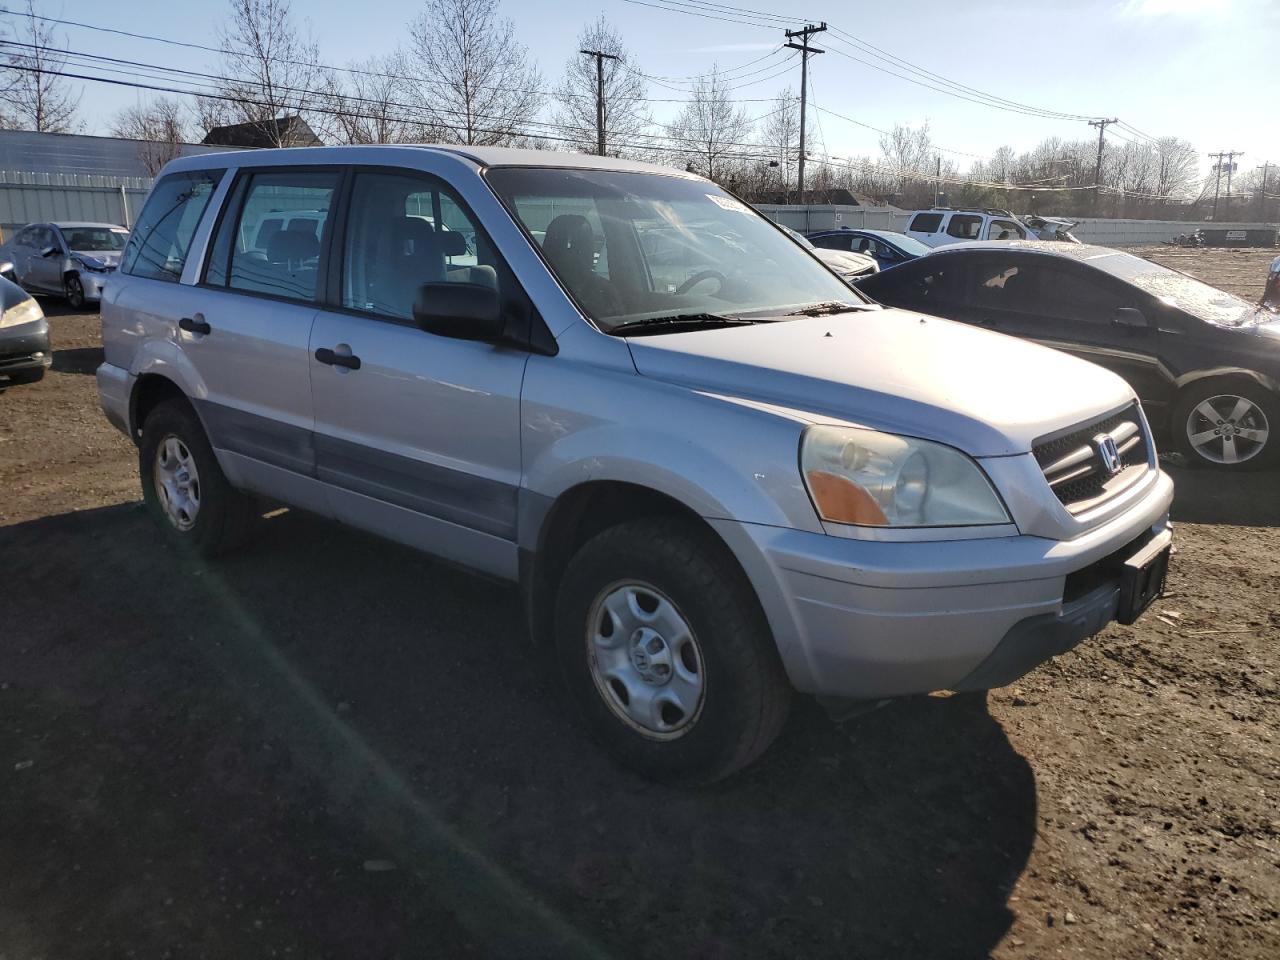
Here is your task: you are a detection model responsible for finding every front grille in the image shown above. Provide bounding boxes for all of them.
[1033,404,1150,514]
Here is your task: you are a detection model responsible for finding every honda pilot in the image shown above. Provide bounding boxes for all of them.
[97,146,1173,782]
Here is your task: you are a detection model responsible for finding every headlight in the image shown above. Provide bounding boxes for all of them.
[0,296,42,329]
[800,425,1010,527]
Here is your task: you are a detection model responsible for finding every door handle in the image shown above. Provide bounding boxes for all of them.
[315,346,361,370]
[179,316,211,335]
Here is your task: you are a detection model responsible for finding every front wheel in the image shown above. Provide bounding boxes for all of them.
[139,398,254,557]
[1172,381,1277,470]
[555,518,791,784]
[65,274,86,310]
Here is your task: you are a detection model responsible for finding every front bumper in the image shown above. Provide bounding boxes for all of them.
[710,469,1174,700]
[77,271,111,302]
[0,317,52,379]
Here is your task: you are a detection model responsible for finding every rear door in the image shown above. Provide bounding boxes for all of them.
[183,167,342,507]
[308,167,529,578]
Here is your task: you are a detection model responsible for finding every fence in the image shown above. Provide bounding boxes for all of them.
[0,171,154,239]
[756,204,1278,247]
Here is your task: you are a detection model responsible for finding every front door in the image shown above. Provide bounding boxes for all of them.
[309,168,528,579]
[959,256,1177,411]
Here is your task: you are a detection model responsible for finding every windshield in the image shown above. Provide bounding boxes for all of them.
[64,227,128,252]
[1092,251,1260,326]
[486,167,863,331]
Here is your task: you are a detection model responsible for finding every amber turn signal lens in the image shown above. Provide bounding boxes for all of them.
[805,470,889,525]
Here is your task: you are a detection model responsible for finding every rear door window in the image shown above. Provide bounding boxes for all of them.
[207,170,339,302]
[946,214,983,240]
[811,234,854,251]
[122,170,223,282]
[909,213,943,233]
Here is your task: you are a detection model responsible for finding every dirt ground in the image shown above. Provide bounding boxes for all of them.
[1,247,1277,959]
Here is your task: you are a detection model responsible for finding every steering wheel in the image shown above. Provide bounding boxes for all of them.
[675,269,727,296]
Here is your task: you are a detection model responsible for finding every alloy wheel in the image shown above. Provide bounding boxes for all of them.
[1185,394,1270,465]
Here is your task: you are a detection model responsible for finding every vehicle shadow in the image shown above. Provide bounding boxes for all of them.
[31,295,92,318]
[1164,461,1280,526]
[51,346,104,375]
[0,504,1036,960]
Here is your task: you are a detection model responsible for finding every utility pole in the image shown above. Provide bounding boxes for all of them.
[1088,118,1118,215]
[1259,162,1272,221]
[580,49,620,156]
[784,22,826,200]
[1207,150,1242,220]
[933,155,941,208]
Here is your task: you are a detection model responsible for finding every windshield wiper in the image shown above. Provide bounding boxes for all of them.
[783,301,874,317]
[606,313,756,336]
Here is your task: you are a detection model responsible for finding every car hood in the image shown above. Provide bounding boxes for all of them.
[71,250,122,269]
[625,307,1135,457]
[813,248,877,275]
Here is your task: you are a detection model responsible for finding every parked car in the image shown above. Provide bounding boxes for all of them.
[856,241,1279,469]
[805,228,931,270]
[0,221,129,309]
[903,208,1030,248]
[1022,215,1082,243]
[97,148,1173,782]
[0,263,50,384]
[782,226,878,280]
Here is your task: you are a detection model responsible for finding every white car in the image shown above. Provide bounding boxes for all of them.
[903,208,1030,249]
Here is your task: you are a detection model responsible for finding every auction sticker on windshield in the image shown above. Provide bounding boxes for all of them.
[706,194,751,214]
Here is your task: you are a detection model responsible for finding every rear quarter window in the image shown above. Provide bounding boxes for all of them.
[122,170,223,282]
[946,214,983,239]
[909,213,943,233]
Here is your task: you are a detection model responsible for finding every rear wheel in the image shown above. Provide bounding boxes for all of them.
[139,398,254,557]
[555,517,791,784]
[1172,380,1276,470]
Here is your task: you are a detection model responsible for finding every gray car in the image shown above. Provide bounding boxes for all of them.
[96,147,1174,782]
[0,265,50,384]
[0,221,129,309]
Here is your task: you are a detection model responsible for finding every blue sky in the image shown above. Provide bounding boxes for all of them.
[32,0,1280,178]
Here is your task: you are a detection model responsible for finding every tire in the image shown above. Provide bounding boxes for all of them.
[65,274,86,311]
[555,517,791,784]
[138,398,254,557]
[1171,379,1278,470]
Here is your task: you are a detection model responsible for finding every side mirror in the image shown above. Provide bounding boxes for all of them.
[0,261,15,282]
[40,245,60,259]
[1112,306,1148,329]
[413,282,506,342]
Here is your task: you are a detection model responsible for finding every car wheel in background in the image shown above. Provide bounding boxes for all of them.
[555,517,791,784]
[138,398,255,557]
[65,274,86,310]
[1172,379,1277,470]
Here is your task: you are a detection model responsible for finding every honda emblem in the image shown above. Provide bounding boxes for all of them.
[1095,434,1122,476]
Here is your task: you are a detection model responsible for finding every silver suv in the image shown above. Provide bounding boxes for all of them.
[97,147,1173,782]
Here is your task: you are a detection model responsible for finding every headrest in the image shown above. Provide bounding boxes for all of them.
[543,214,594,275]
[266,229,319,264]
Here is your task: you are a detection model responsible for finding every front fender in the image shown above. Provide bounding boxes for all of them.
[520,351,823,535]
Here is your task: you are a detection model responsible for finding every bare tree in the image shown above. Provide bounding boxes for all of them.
[3,0,81,133]
[762,88,799,197]
[398,0,543,146]
[1152,137,1200,201]
[207,0,324,145]
[553,16,651,156]
[878,123,949,206]
[111,98,190,176]
[666,67,753,183]
[316,57,438,145]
